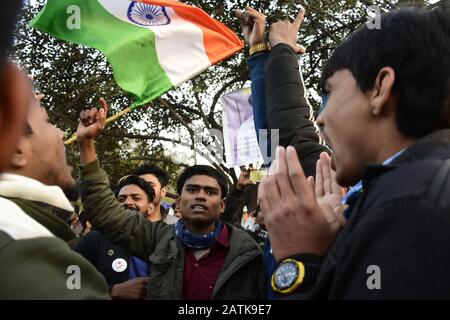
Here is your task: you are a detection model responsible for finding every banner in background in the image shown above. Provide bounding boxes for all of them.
[221,88,263,168]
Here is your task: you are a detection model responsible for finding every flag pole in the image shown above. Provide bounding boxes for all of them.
[64,106,132,145]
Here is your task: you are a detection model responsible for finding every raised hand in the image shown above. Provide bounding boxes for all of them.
[235,6,266,46]
[268,7,306,54]
[76,98,108,141]
[307,152,347,226]
[236,167,256,191]
[258,146,340,261]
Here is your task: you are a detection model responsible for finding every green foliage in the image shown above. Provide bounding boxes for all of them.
[13,0,441,188]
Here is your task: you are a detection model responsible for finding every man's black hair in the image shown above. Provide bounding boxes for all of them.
[320,5,450,138]
[176,165,228,198]
[0,1,22,68]
[132,164,170,187]
[115,175,156,203]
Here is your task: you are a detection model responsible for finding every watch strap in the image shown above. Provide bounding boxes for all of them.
[286,253,323,284]
[272,253,323,294]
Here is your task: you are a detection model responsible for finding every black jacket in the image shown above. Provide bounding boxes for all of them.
[299,130,450,299]
[221,44,327,228]
[75,230,130,287]
[266,43,329,178]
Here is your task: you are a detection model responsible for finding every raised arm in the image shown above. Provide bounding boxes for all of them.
[266,8,329,178]
[77,99,168,260]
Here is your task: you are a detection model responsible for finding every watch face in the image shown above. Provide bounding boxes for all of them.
[274,261,299,290]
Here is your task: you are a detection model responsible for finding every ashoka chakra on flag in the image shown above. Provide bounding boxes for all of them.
[31,0,244,107]
[127,1,170,27]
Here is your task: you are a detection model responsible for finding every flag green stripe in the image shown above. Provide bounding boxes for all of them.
[31,0,173,107]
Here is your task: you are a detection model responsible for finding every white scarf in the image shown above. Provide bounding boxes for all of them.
[0,197,53,240]
[0,173,74,212]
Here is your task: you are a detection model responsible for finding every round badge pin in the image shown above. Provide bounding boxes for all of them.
[112,258,127,272]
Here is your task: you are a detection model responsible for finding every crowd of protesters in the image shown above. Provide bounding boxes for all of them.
[0,0,450,300]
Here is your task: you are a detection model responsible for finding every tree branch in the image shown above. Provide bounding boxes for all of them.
[208,76,245,128]
[189,79,213,129]
[102,156,189,168]
[103,132,182,144]
[158,98,195,135]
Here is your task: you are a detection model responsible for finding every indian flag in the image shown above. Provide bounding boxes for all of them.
[31,0,243,107]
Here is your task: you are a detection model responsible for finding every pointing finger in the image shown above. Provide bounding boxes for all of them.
[293,6,305,30]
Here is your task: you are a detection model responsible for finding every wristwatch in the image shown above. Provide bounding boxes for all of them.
[271,257,321,294]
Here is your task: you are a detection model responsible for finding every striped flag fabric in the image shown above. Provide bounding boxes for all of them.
[31,0,243,107]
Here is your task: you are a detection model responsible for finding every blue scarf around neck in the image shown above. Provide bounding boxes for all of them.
[174,219,222,250]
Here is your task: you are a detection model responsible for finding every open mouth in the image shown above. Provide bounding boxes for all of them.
[320,131,333,151]
[191,204,207,211]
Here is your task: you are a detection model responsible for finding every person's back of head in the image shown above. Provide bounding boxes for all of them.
[321,5,450,138]
[0,1,30,173]
[132,163,170,207]
[0,1,21,61]
[132,163,170,187]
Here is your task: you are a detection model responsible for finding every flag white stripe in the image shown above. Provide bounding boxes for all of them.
[98,0,211,86]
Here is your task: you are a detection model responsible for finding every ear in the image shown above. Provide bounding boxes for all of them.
[0,63,31,172]
[9,137,28,169]
[175,195,180,208]
[219,197,226,215]
[369,67,396,116]
[147,202,156,215]
[160,186,168,198]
